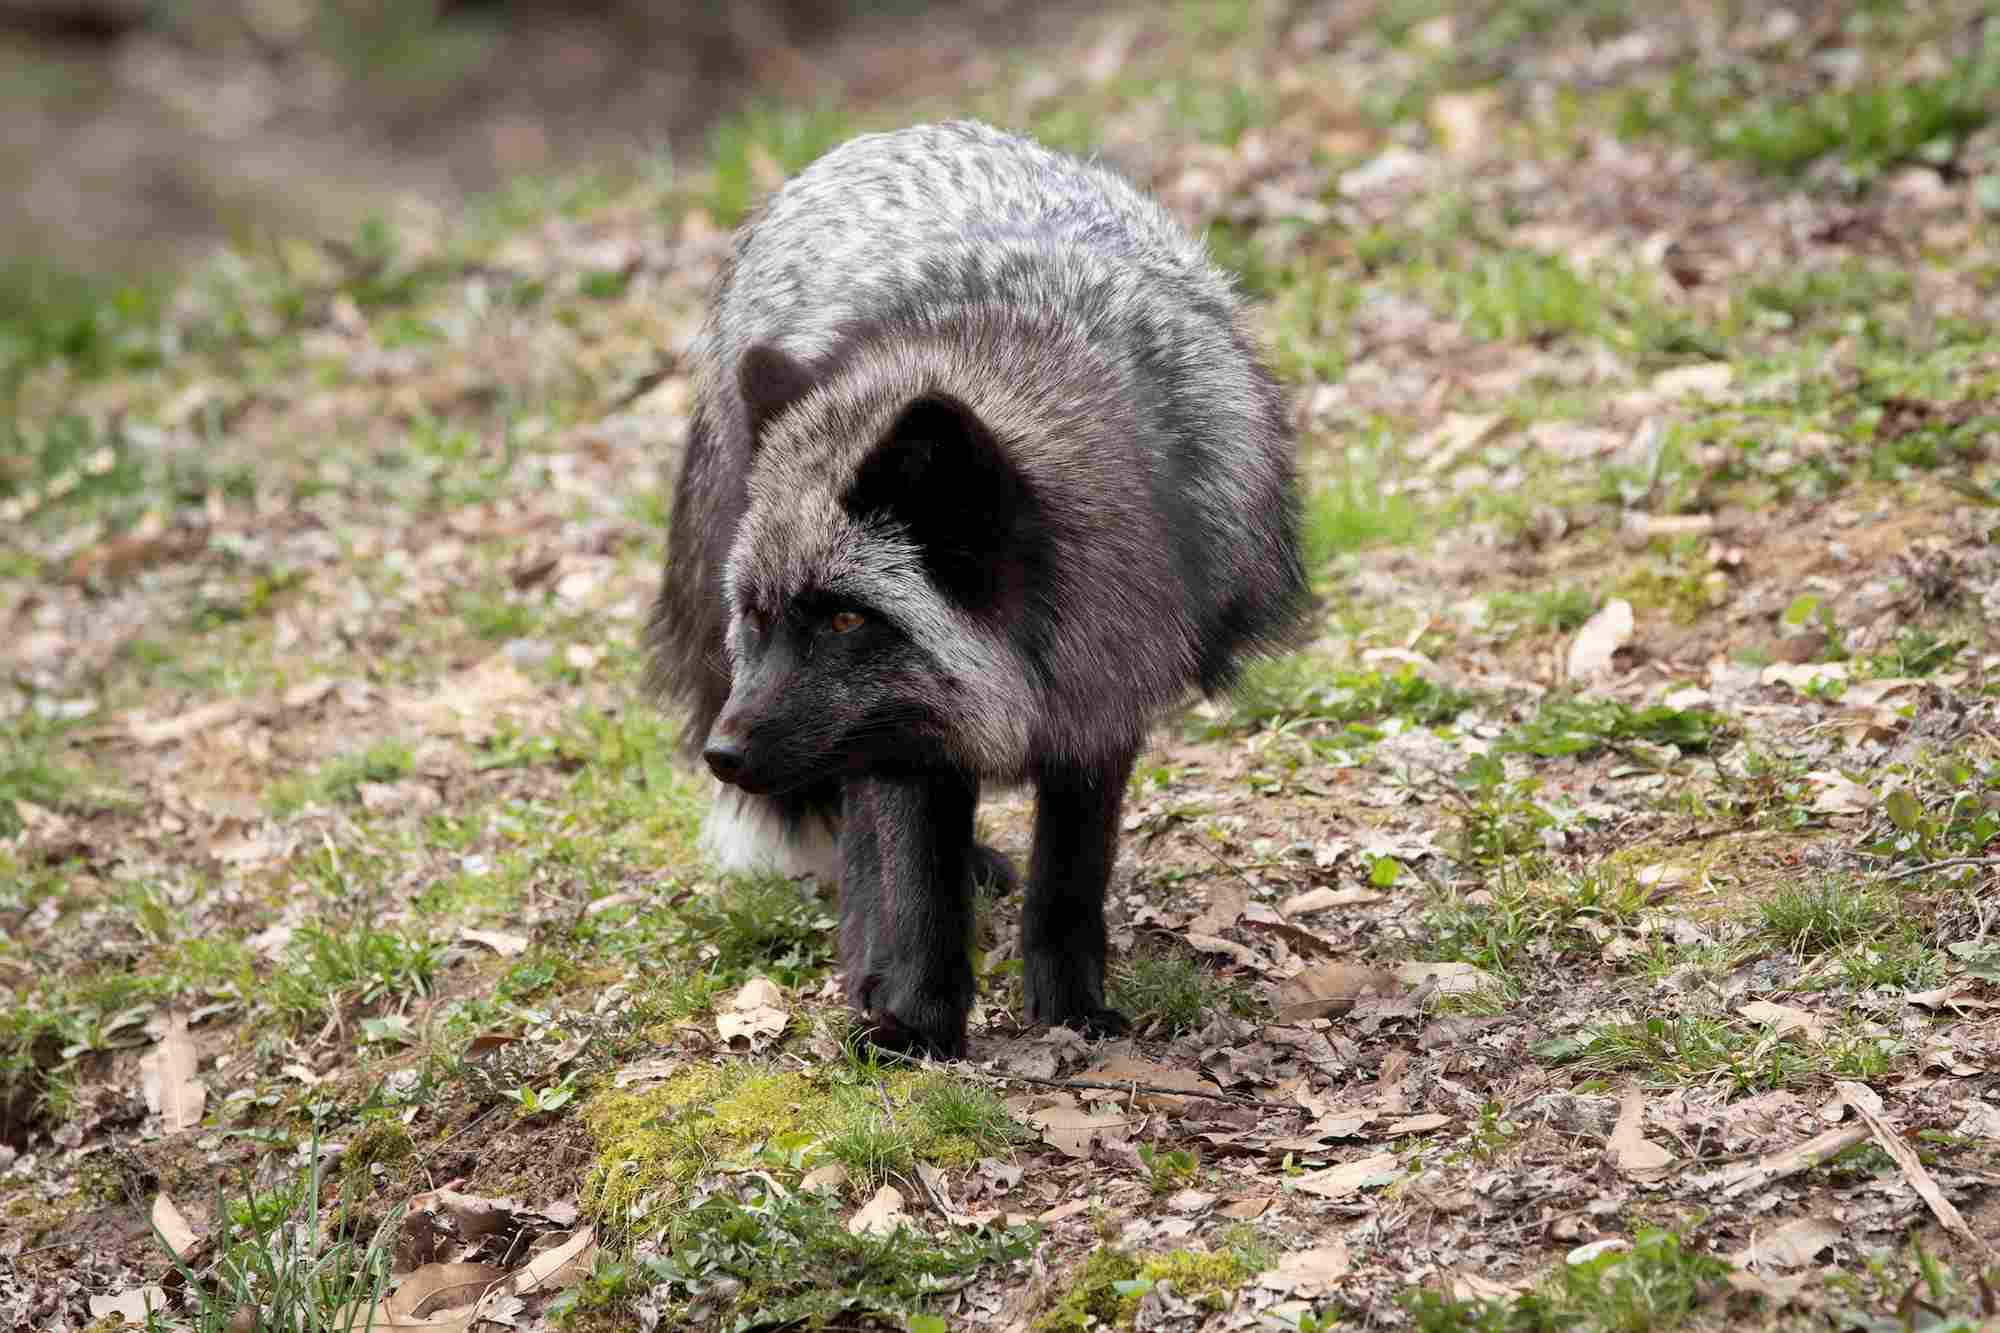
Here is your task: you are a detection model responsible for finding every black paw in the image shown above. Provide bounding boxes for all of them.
[968,842,1018,896]
[858,972,972,1060]
[1024,954,1120,1036]
[1070,1005,1130,1038]
[1029,1003,1128,1039]
[861,1011,967,1061]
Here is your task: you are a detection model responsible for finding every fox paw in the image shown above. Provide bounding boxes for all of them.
[969,842,1018,895]
[854,972,971,1060]
[1032,1003,1128,1039]
[1024,957,1123,1037]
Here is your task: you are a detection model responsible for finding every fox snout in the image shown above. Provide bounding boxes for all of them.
[701,701,800,795]
[702,729,748,785]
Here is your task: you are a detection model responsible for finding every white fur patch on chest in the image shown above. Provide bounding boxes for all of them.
[700,783,842,881]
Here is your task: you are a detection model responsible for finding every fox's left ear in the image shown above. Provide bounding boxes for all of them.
[842,395,1046,617]
[737,343,817,445]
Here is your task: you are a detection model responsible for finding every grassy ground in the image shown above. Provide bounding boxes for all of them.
[4,1,2000,1329]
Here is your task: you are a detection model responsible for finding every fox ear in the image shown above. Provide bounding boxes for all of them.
[842,395,1047,616]
[737,343,816,444]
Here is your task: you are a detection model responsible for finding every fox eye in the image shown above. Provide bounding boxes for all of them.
[829,610,865,634]
[742,608,770,636]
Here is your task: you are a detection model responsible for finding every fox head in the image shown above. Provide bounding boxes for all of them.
[700,342,1044,794]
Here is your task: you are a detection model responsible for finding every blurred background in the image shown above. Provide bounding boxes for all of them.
[1,0,1074,279]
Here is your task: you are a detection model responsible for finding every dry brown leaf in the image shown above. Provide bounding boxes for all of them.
[338,1297,478,1332]
[1413,412,1504,473]
[716,977,789,1051]
[1428,90,1500,162]
[584,890,649,916]
[1266,1112,1371,1151]
[140,1013,206,1133]
[1382,1112,1452,1136]
[1725,1270,1817,1306]
[1264,1242,1352,1296]
[1083,1055,1225,1113]
[1275,962,1400,1023]
[1189,882,1248,935]
[1292,1151,1403,1199]
[129,698,250,747]
[1609,1090,1674,1180]
[508,1226,599,1293]
[1652,362,1734,399]
[1391,961,1500,999]
[1280,886,1385,915]
[151,1192,201,1259]
[1738,1000,1829,1045]
[88,1288,168,1326]
[1956,1102,2000,1140]
[386,1264,507,1318]
[1182,931,1259,966]
[10,799,75,847]
[1737,1217,1841,1270]
[1566,599,1633,683]
[1449,1272,1534,1302]
[1907,982,1996,1012]
[1017,1094,1133,1158]
[1842,677,1923,707]
[848,1185,907,1238]
[1838,706,1908,747]
[1804,770,1876,815]
[1762,662,1850,692]
[1621,513,1716,541]
[399,657,540,743]
[282,677,339,709]
[67,514,206,583]
[405,1187,513,1242]
[459,929,529,957]
[1635,863,1692,890]
[1037,1198,1091,1224]
[611,1057,684,1088]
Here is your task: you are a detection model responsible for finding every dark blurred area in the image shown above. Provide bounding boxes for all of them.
[0,0,1069,279]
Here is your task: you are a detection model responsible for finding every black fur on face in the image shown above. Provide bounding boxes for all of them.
[706,594,957,796]
[840,393,1049,624]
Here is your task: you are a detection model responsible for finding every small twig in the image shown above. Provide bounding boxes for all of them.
[1837,1081,1995,1262]
[1877,856,2000,882]
[985,1070,1302,1112]
[605,361,676,412]
[1715,1124,1870,1198]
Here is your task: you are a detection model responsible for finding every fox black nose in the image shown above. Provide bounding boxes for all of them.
[703,737,747,784]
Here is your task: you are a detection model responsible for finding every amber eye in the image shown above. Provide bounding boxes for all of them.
[829,610,865,634]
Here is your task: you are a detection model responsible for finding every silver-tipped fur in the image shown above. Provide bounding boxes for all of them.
[648,120,1306,1055]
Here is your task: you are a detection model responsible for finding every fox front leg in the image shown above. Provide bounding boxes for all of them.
[1022,754,1135,1037]
[840,773,979,1058]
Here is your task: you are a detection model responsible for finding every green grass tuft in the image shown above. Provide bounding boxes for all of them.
[1757,881,1890,954]
[1111,948,1259,1035]
[1404,1228,1730,1332]
[267,739,415,816]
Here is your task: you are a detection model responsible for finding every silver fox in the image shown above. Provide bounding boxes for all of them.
[648,120,1305,1057]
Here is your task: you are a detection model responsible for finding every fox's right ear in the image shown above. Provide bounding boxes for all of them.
[737,343,816,445]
